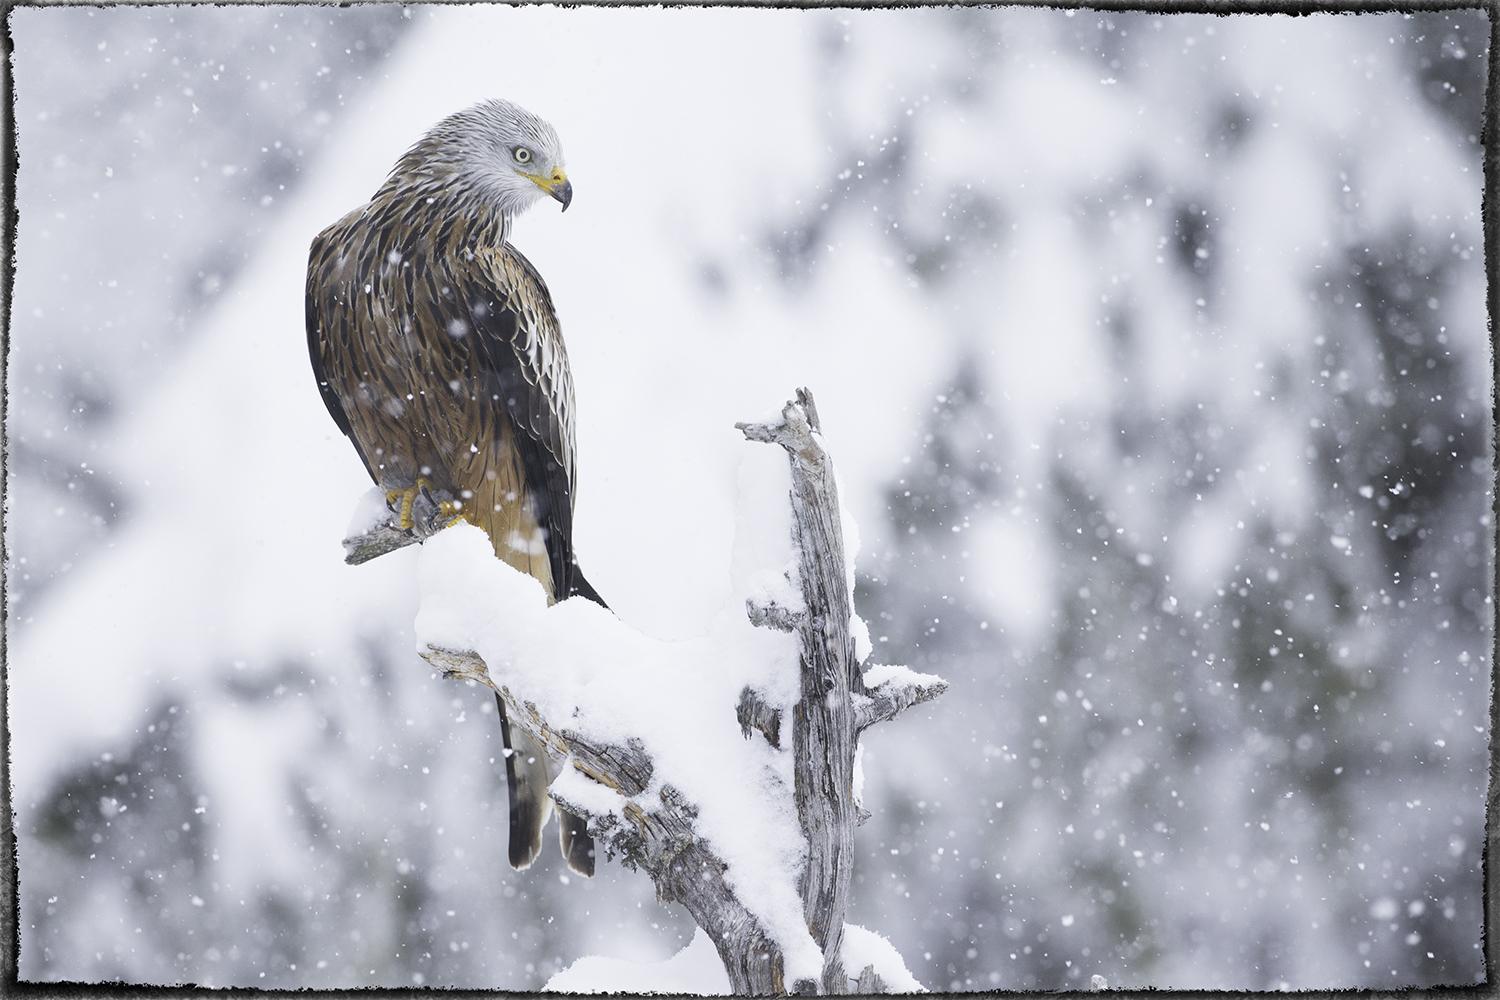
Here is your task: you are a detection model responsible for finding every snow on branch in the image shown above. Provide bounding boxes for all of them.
[342,388,945,995]
[853,664,949,732]
[341,482,454,565]
[734,388,948,993]
[420,638,806,993]
[738,686,785,750]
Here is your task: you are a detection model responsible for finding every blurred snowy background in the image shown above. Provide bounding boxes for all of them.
[7,4,1491,991]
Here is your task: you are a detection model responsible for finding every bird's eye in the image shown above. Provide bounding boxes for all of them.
[513,147,532,164]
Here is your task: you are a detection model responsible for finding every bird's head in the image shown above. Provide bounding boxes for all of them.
[395,98,572,217]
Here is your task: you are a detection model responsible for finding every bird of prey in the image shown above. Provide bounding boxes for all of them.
[306,99,601,876]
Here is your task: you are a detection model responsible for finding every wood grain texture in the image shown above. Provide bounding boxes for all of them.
[739,389,856,993]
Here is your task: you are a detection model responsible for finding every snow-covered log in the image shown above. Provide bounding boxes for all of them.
[342,388,945,995]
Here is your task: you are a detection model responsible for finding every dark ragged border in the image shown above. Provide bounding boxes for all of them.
[0,1,1495,998]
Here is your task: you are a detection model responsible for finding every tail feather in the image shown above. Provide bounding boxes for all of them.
[555,560,604,876]
[558,809,595,876]
[568,563,608,608]
[497,692,550,871]
[490,543,608,876]
[465,441,607,877]
[497,690,598,877]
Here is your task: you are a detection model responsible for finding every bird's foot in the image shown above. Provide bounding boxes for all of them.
[438,498,473,529]
[385,477,434,532]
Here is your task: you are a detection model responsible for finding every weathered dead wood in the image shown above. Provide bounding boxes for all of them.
[747,596,807,633]
[856,965,888,994]
[737,390,951,993]
[853,670,949,732]
[737,388,860,993]
[421,646,805,995]
[738,687,784,750]
[345,387,945,995]
[342,484,455,565]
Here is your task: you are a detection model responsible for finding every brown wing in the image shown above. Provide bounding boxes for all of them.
[306,233,360,462]
[306,301,349,435]
[447,244,583,600]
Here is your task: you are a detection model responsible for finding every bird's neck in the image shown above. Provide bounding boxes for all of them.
[377,174,515,249]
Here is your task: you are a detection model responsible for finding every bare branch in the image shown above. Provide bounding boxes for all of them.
[747,597,806,632]
[738,686,784,750]
[854,669,950,732]
[742,388,947,993]
[741,387,858,993]
[342,485,458,565]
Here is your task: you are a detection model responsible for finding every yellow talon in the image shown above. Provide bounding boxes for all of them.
[439,498,472,528]
[385,487,415,531]
[385,477,434,532]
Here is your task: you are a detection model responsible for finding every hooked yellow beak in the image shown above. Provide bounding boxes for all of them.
[526,168,573,212]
